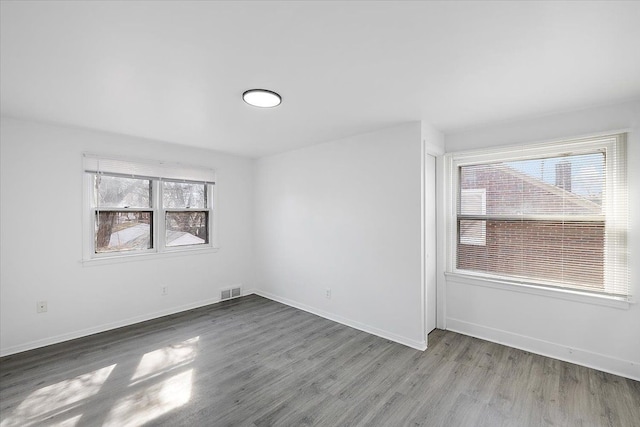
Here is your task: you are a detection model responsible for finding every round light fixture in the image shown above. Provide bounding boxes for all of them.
[242,89,282,108]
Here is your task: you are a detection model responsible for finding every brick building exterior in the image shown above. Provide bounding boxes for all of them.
[457,164,604,289]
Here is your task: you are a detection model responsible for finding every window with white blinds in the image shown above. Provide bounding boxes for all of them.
[447,134,628,300]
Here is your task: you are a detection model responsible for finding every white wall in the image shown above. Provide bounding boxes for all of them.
[254,122,427,349]
[0,117,254,356]
[443,100,640,380]
[4,104,638,380]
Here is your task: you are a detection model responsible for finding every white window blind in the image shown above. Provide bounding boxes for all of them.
[83,154,216,184]
[449,134,628,300]
[459,189,486,246]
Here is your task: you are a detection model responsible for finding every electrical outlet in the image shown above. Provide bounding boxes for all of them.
[37,301,47,313]
[161,286,168,296]
[325,288,331,299]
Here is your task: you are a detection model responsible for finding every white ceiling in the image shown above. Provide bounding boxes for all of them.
[2,1,639,158]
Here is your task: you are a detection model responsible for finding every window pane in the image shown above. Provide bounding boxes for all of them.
[460,153,604,216]
[456,219,604,289]
[95,211,152,253]
[457,151,608,292]
[163,182,206,209]
[94,175,151,208]
[165,212,208,247]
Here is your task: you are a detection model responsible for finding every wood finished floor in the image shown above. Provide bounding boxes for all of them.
[1,295,638,427]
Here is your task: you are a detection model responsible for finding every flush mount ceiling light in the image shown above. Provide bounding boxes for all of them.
[242,89,282,108]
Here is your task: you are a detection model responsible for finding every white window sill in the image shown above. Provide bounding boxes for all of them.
[82,246,220,267]
[445,272,631,310]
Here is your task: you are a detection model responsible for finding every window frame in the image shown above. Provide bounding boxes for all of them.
[160,179,212,251]
[91,174,155,256]
[444,133,629,303]
[82,155,218,262]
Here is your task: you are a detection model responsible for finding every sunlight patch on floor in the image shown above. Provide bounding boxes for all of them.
[0,364,116,427]
[56,414,82,426]
[131,336,199,382]
[104,369,193,427]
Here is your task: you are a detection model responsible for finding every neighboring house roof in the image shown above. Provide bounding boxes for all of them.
[494,164,602,213]
[108,224,150,248]
[166,231,205,246]
[106,223,204,249]
[462,163,602,216]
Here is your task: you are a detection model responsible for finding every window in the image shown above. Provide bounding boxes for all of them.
[446,134,628,300]
[84,155,216,259]
[94,175,153,253]
[162,181,209,248]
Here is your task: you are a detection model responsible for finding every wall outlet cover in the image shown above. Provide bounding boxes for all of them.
[37,301,48,313]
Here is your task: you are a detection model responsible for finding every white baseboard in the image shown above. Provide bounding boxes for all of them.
[0,295,238,357]
[242,288,257,296]
[446,317,640,381]
[1,288,424,358]
[254,290,427,351]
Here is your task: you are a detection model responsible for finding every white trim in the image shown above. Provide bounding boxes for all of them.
[603,134,628,295]
[424,152,439,338]
[0,293,244,357]
[81,245,220,266]
[254,290,427,351]
[153,178,161,250]
[0,289,430,357]
[83,152,216,183]
[446,317,640,381]
[448,133,618,164]
[420,137,427,343]
[446,272,630,309]
[445,152,455,275]
[436,154,448,329]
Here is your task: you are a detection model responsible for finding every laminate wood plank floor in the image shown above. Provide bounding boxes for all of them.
[1,295,638,426]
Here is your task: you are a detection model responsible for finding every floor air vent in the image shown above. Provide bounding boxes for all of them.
[221,286,241,301]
